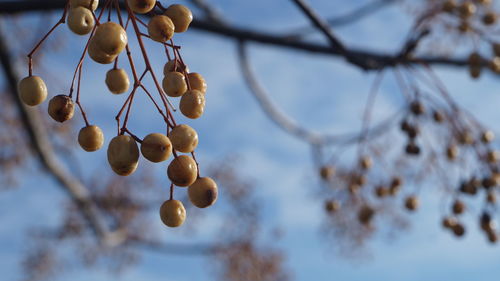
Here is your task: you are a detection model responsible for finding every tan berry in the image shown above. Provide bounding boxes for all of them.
[404,196,419,211]
[159,199,186,227]
[167,155,197,187]
[452,200,465,215]
[105,68,130,94]
[490,57,500,73]
[358,205,375,225]
[180,90,205,119]
[187,72,207,94]
[70,0,99,11]
[319,165,335,180]
[188,177,218,208]
[442,0,456,12]
[442,216,457,229]
[324,200,340,213]
[78,125,104,152]
[458,2,476,18]
[127,0,155,14]
[446,144,459,160]
[359,156,372,169]
[375,186,388,198]
[163,59,189,75]
[168,124,198,153]
[147,15,175,42]
[93,22,127,56]
[48,95,74,122]
[164,4,193,33]
[67,7,95,35]
[140,133,172,163]
[452,223,466,237]
[107,135,139,176]
[162,72,187,97]
[88,38,117,64]
[18,76,47,106]
[483,12,497,25]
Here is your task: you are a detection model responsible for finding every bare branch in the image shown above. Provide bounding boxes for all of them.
[0,0,471,70]
[236,42,402,146]
[0,22,125,247]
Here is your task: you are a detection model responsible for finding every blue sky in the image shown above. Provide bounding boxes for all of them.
[2,0,500,280]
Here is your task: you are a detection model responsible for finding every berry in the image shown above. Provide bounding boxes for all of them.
[319,165,335,180]
[359,156,372,170]
[358,205,375,225]
[167,155,197,187]
[140,133,172,163]
[180,90,205,119]
[163,59,189,75]
[187,72,207,94]
[482,131,495,143]
[442,0,456,12]
[127,0,155,14]
[168,124,198,153]
[88,39,117,64]
[147,15,175,42]
[446,144,459,160]
[452,200,465,215]
[324,200,340,213]
[78,125,104,152]
[105,68,130,94]
[410,101,425,115]
[487,150,499,163]
[164,4,193,33]
[404,195,419,211]
[452,223,465,237]
[483,12,497,25]
[159,199,186,227]
[375,186,388,198]
[107,135,139,176]
[67,7,95,35]
[70,0,99,11]
[442,216,457,229]
[93,22,127,56]
[432,110,445,123]
[487,191,496,203]
[162,72,187,97]
[188,177,218,208]
[458,2,476,18]
[48,95,74,122]
[18,76,47,106]
[493,43,500,57]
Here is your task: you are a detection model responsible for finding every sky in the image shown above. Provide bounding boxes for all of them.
[2,0,500,280]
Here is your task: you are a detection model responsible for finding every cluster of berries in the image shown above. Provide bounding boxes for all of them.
[18,0,217,228]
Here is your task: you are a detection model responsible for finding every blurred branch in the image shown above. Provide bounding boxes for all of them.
[0,24,125,247]
[285,0,399,39]
[237,42,401,146]
[0,0,471,70]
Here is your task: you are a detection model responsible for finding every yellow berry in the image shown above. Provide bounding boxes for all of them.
[168,124,198,153]
[188,177,218,208]
[70,0,99,11]
[163,59,189,75]
[147,15,175,42]
[180,90,205,119]
[67,7,94,35]
[127,0,156,14]
[140,133,172,163]
[164,4,193,33]
[105,68,129,94]
[88,38,117,64]
[78,125,104,152]
[93,22,127,56]
[162,72,187,97]
[18,76,47,106]
[167,155,197,187]
[48,95,74,122]
[107,135,139,176]
[159,199,186,227]
[187,72,207,94]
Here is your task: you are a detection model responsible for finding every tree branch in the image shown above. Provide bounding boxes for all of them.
[237,42,402,146]
[0,22,125,247]
[0,0,470,70]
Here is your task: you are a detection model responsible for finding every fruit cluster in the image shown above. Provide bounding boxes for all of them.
[18,0,217,228]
